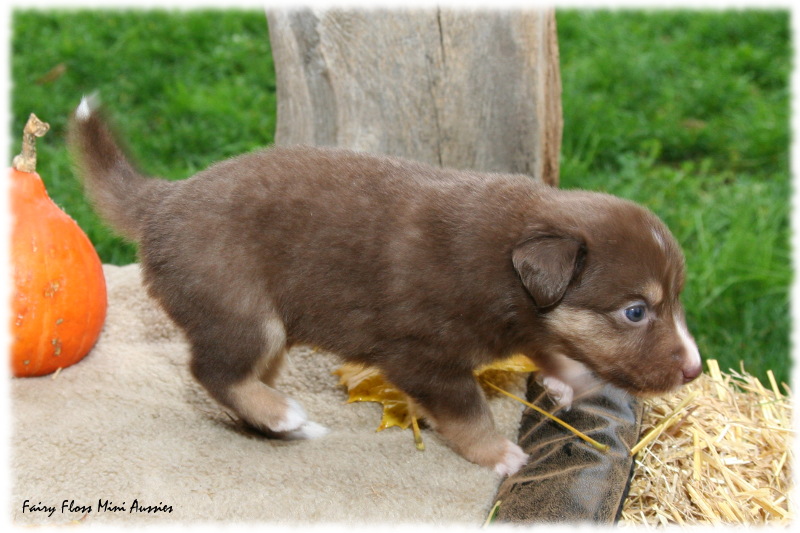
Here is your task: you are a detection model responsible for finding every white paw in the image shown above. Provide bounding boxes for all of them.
[281,421,330,440]
[272,398,307,433]
[493,440,528,477]
[540,376,574,410]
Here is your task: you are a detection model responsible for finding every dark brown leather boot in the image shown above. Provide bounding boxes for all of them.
[492,375,643,523]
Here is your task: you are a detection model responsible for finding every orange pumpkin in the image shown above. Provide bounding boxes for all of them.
[10,113,107,377]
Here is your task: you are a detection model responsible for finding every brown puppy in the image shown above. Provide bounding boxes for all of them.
[69,97,701,476]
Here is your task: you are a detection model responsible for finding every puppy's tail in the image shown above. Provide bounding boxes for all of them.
[68,95,169,242]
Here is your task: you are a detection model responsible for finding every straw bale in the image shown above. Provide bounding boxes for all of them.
[620,359,793,526]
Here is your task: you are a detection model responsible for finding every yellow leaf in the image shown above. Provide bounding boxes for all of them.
[333,354,539,435]
[332,363,415,431]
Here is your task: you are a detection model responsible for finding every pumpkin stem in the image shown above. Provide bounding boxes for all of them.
[12,113,50,173]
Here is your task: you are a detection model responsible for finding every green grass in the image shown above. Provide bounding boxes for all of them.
[10,9,791,385]
[11,10,276,264]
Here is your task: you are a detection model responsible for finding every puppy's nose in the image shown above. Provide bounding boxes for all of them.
[682,362,702,383]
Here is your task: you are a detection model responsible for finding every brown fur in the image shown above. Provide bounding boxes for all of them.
[69,100,701,474]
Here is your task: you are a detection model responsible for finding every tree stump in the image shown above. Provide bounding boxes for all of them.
[266,9,562,185]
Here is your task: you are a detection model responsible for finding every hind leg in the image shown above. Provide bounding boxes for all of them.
[384,362,527,475]
[188,313,327,440]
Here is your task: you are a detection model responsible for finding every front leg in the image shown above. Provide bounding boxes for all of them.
[536,353,603,410]
[384,363,528,476]
[537,374,575,409]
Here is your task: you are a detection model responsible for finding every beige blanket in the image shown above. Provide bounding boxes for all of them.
[11,264,526,526]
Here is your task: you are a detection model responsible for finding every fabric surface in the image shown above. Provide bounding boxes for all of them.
[11,264,527,526]
[493,376,643,523]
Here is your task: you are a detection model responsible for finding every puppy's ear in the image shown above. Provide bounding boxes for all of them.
[512,236,584,308]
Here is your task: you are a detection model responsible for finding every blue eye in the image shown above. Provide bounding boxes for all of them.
[624,305,647,323]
